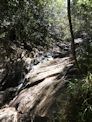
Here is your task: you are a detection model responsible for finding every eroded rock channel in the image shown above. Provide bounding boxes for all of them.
[0,42,77,122]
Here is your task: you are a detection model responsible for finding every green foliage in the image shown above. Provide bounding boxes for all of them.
[0,1,92,121]
[76,39,92,74]
[77,0,92,7]
[0,0,67,47]
[72,0,92,36]
[67,75,92,122]
[51,74,92,122]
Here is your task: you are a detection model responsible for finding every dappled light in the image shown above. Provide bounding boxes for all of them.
[0,0,92,122]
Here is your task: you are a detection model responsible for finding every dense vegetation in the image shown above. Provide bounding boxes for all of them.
[0,0,92,121]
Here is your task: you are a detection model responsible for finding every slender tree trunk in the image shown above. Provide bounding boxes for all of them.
[67,0,80,71]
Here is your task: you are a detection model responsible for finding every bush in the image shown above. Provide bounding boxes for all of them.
[52,74,92,122]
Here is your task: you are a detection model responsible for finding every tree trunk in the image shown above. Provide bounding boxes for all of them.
[67,0,80,71]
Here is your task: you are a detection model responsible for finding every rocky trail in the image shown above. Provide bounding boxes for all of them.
[0,42,78,122]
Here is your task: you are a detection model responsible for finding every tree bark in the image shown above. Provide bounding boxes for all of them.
[67,0,80,71]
